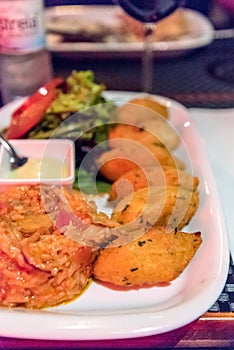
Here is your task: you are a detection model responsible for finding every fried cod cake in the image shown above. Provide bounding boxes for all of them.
[93,226,202,287]
[108,117,180,150]
[113,97,169,124]
[109,165,199,201]
[111,185,199,231]
[96,142,185,182]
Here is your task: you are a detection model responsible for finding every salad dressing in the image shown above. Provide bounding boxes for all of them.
[10,157,69,180]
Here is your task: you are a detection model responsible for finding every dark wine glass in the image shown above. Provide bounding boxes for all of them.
[114,0,185,92]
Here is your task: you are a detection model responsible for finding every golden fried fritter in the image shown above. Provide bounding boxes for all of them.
[96,142,185,182]
[93,226,202,287]
[108,117,180,150]
[113,97,168,125]
[109,165,199,201]
[111,185,199,230]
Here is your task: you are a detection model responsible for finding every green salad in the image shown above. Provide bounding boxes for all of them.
[27,69,116,193]
[29,70,114,140]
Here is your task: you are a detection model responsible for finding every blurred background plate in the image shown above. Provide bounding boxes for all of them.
[45,5,214,58]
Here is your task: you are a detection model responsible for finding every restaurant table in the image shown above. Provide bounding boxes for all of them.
[0,36,234,349]
[51,36,234,109]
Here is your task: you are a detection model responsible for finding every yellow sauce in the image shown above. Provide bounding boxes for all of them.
[10,157,69,179]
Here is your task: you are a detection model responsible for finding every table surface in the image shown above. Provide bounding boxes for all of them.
[0,35,234,349]
[51,37,234,109]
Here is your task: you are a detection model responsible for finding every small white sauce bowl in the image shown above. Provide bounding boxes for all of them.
[0,139,75,186]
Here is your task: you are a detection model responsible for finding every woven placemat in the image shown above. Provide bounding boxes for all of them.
[208,256,234,313]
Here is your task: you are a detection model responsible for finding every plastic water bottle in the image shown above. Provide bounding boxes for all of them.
[0,0,53,105]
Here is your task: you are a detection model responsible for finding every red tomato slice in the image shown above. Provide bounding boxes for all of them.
[5,77,65,139]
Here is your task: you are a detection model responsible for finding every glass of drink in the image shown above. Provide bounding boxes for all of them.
[114,0,185,92]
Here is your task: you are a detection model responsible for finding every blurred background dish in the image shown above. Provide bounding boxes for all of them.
[45,5,214,58]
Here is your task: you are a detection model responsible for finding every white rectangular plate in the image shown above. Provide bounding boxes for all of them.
[0,91,229,340]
